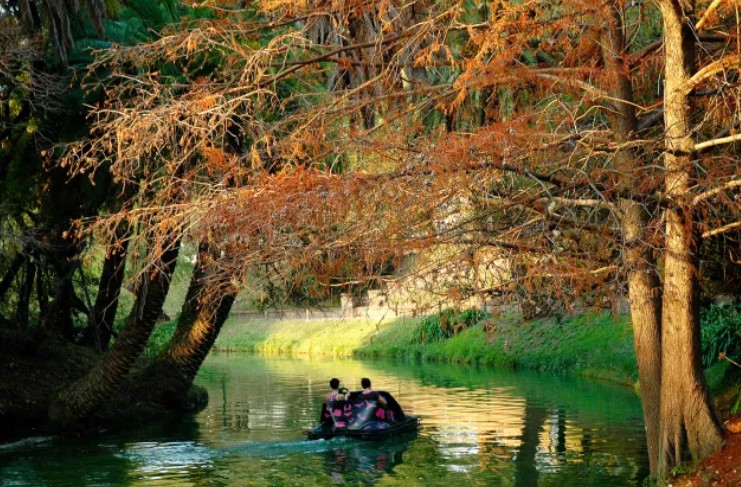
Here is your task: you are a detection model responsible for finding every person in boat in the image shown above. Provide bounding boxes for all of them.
[327,378,348,401]
[360,378,387,406]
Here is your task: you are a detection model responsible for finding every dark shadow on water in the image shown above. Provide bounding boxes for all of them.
[323,433,416,486]
[514,401,549,487]
[0,413,210,487]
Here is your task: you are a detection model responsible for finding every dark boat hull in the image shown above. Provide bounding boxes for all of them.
[306,415,420,441]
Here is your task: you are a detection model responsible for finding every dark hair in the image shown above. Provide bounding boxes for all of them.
[329,378,340,389]
[361,377,371,389]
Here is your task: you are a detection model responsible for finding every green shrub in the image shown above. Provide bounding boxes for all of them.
[418,308,489,343]
[731,389,741,415]
[700,302,741,368]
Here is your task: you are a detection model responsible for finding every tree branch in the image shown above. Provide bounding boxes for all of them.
[692,179,741,205]
[694,132,741,152]
[683,54,739,95]
[702,221,741,239]
[695,0,725,31]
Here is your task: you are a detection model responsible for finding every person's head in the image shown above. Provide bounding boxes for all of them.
[330,378,340,389]
[361,377,371,389]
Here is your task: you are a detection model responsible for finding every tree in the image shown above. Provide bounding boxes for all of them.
[60,1,739,476]
[2,0,222,428]
[49,238,180,426]
[599,3,662,472]
[655,0,723,473]
[151,243,237,403]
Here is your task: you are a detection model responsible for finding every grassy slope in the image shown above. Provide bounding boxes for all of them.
[214,317,384,356]
[211,311,638,385]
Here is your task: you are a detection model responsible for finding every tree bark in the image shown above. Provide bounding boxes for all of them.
[48,241,180,427]
[599,4,663,475]
[89,227,130,351]
[622,202,663,473]
[155,245,237,400]
[657,0,723,476]
[0,252,24,302]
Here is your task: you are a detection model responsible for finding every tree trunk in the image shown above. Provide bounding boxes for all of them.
[48,242,180,427]
[89,227,130,351]
[657,0,723,476]
[599,5,663,474]
[623,202,663,474]
[155,245,237,400]
[16,257,35,328]
[44,260,78,339]
[0,252,24,302]
[36,257,47,322]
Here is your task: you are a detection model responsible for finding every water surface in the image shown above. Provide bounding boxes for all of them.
[0,354,648,486]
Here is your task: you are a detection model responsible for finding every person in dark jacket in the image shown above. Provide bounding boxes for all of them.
[360,377,387,405]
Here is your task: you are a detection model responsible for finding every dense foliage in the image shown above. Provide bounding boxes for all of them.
[701,302,741,368]
[0,0,739,479]
[419,307,489,342]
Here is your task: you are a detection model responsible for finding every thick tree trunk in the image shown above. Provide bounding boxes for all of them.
[48,242,180,427]
[623,203,663,474]
[599,5,663,474]
[89,227,130,351]
[155,245,237,400]
[657,0,723,476]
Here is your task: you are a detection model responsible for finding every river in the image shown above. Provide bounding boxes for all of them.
[0,354,648,486]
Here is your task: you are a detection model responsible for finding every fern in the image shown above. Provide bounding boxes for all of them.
[126,0,175,29]
[104,18,147,45]
[161,0,180,21]
[700,302,741,367]
[521,50,538,67]
[68,38,113,65]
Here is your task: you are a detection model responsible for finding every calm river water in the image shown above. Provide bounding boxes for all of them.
[0,354,648,486]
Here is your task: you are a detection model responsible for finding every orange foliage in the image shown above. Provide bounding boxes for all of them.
[64,0,739,306]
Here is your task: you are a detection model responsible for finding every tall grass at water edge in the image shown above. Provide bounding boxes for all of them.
[139,303,739,390]
[211,310,638,385]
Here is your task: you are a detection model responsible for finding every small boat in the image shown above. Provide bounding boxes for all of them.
[307,391,420,441]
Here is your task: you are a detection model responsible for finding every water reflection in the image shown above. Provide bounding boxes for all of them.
[0,354,648,486]
[323,433,414,485]
[197,354,648,485]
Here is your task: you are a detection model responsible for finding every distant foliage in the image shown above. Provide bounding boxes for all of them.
[419,308,489,343]
[143,320,178,358]
[700,302,741,368]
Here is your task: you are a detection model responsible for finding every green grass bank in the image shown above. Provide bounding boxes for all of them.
[209,311,639,385]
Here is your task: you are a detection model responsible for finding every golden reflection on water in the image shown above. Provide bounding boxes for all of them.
[0,354,647,486]
[197,354,645,477]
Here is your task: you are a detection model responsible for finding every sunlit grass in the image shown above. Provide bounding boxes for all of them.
[215,316,391,357]
[212,311,638,385]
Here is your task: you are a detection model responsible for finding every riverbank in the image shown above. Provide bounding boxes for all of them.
[673,414,741,487]
[0,327,207,443]
[213,310,639,386]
